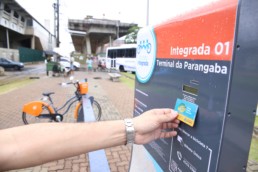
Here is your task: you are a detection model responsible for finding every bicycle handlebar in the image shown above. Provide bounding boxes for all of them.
[60,80,78,86]
[60,79,88,91]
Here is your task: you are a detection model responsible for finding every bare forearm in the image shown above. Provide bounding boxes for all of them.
[0,121,126,170]
[0,108,179,171]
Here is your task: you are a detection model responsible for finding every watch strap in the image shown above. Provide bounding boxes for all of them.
[124,118,135,145]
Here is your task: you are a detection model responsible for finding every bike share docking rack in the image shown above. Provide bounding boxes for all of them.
[130,0,258,171]
[77,81,110,172]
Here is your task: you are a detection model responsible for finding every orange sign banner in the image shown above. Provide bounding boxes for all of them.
[155,0,238,61]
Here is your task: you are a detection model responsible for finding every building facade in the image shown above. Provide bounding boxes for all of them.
[0,0,56,62]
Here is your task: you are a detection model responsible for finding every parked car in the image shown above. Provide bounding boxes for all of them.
[0,57,24,70]
[59,57,80,70]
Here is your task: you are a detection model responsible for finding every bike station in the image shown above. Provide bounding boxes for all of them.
[131,0,258,171]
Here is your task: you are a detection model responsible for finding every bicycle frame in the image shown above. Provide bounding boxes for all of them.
[22,79,97,123]
[55,94,80,116]
[43,88,81,118]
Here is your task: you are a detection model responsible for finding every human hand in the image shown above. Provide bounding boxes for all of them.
[133,109,180,144]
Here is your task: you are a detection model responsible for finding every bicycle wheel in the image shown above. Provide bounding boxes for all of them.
[22,105,54,124]
[77,100,102,122]
[93,100,102,121]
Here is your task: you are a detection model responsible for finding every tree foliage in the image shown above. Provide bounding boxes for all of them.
[124,26,141,44]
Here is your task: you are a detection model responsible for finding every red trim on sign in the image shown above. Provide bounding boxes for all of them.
[154,0,238,61]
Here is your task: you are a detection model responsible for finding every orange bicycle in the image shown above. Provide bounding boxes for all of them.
[22,79,101,124]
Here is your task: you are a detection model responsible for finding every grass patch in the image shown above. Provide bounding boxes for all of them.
[120,72,135,89]
[248,116,258,162]
[122,72,135,80]
[0,78,36,95]
[249,137,258,162]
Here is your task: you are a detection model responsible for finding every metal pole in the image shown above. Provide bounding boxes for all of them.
[146,0,149,26]
[53,3,57,39]
[57,0,60,47]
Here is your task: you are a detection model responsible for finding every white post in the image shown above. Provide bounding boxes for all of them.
[146,0,149,26]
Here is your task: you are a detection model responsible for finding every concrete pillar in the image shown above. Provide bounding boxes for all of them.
[100,44,105,53]
[31,36,35,49]
[6,29,10,49]
[85,35,91,56]
[116,21,120,39]
[109,36,113,47]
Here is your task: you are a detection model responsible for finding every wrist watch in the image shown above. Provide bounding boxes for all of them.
[124,118,135,145]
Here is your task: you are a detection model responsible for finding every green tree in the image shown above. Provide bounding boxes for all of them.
[124,26,141,44]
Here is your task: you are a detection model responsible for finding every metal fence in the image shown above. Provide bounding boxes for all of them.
[19,47,45,62]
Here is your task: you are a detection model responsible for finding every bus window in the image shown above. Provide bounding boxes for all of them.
[117,49,125,57]
[125,48,136,58]
[108,50,112,58]
[108,49,117,58]
[125,49,129,58]
[132,48,136,57]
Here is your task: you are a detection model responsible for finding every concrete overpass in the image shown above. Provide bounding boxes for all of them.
[68,16,137,57]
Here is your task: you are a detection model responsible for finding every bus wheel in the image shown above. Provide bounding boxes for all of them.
[119,66,125,72]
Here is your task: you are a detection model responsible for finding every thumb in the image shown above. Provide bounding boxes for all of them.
[158,109,178,123]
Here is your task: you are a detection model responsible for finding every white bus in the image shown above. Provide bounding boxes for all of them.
[106,44,137,72]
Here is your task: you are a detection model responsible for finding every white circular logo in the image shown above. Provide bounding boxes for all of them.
[136,27,156,83]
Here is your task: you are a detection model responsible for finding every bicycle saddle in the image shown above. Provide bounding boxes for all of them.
[43,92,55,96]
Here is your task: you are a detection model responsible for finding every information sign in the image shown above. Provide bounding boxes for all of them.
[130,0,258,171]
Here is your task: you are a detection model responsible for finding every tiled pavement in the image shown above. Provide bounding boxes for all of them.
[0,69,134,172]
[0,66,258,172]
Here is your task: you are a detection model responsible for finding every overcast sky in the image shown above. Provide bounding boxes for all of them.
[16,0,217,54]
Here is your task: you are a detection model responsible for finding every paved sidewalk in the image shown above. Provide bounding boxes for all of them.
[0,70,134,172]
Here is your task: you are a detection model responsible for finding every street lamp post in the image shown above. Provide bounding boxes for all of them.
[146,0,149,26]
[53,0,60,47]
